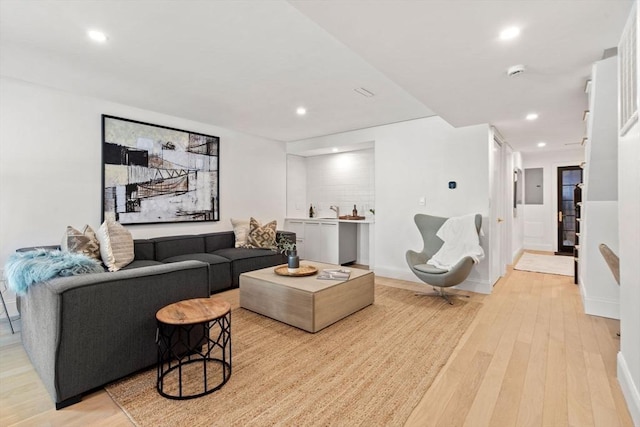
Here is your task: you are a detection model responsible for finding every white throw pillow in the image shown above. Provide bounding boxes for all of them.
[97,220,134,272]
[230,218,250,248]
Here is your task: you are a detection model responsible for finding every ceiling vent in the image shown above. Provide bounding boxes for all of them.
[354,87,375,97]
[506,64,526,77]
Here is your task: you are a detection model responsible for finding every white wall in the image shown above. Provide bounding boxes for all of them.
[521,149,585,252]
[0,78,287,316]
[288,116,492,293]
[286,154,308,218]
[579,55,620,320]
[306,149,375,219]
[285,149,375,266]
[617,2,640,423]
[618,117,640,427]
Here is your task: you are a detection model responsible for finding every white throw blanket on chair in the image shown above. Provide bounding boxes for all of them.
[426,214,484,271]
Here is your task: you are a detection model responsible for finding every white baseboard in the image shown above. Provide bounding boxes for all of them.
[583,296,620,319]
[578,278,620,319]
[512,248,524,264]
[618,351,640,426]
[373,266,492,294]
[373,266,419,282]
[455,279,492,295]
[523,243,553,252]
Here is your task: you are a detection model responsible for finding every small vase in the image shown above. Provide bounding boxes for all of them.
[287,250,300,273]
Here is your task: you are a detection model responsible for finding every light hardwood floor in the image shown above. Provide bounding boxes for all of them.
[0,259,633,426]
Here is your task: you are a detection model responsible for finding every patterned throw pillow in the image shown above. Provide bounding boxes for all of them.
[246,217,277,249]
[230,218,250,248]
[96,220,134,272]
[61,225,101,261]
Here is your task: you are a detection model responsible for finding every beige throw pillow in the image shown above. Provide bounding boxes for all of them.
[230,218,250,248]
[246,217,277,249]
[61,225,101,261]
[97,220,134,272]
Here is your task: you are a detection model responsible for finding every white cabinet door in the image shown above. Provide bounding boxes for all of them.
[320,222,339,264]
[303,220,339,263]
[304,221,322,262]
[285,219,357,264]
[284,220,305,239]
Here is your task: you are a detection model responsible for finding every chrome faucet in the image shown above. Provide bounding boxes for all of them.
[330,205,340,218]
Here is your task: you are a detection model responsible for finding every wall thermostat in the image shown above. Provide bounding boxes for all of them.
[448,181,456,189]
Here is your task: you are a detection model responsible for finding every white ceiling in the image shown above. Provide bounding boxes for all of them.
[0,0,633,152]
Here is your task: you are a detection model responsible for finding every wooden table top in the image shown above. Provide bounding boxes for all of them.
[156,298,230,325]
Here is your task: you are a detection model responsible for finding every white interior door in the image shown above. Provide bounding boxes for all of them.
[490,138,506,285]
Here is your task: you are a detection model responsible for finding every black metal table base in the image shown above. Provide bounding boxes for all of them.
[156,311,231,400]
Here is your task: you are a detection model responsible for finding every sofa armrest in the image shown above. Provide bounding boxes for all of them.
[20,260,210,406]
[41,260,208,294]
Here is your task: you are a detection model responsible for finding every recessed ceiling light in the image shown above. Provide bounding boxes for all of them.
[500,26,521,40]
[87,30,108,43]
[296,107,307,116]
[332,147,339,153]
[537,142,547,148]
[526,113,539,121]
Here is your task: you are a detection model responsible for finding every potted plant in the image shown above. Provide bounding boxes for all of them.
[275,235,299,273]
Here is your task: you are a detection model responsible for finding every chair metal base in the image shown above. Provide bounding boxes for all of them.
[0,291,17,334]
[415,287,470,305]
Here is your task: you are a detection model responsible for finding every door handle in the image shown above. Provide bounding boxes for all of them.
[497,218,504,223]
[558,211,563,222]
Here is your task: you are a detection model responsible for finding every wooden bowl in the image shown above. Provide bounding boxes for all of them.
[274,265,318,277]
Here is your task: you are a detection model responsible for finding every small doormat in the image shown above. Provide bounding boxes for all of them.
[514,252,573,276]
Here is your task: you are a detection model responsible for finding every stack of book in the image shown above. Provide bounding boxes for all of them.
[317,269,351,280]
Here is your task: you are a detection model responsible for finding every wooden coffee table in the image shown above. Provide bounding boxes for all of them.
[239,261,374,333]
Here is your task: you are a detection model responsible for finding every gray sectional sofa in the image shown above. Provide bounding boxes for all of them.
[19,230,295,409]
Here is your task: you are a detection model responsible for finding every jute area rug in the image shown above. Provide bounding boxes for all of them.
[105,284,481,427]
[514,252,573,276]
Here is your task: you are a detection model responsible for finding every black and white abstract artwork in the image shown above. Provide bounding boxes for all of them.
[102,115,219,224]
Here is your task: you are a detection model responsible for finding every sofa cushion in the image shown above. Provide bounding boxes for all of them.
[97,221,134,272]
[213,248,284,287]
[153,235,205,261]
[213,247,276,261]
[133,239,155,261]
[163,253,230,265]
[203,231,235,253]
[414,263,447,274]
[121,260,164,269]
[246,217,277,249]
[162,253,232,293]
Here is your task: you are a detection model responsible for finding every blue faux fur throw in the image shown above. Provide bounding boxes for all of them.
[5,249,105,295]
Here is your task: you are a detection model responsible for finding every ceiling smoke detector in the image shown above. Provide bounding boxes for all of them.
[506,64,526,77]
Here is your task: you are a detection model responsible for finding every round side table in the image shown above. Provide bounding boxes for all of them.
[156,298,231,399]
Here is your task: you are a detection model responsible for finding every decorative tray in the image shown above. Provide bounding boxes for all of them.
[274,265,318,277]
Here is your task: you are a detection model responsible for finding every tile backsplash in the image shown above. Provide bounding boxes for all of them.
[287,149,374,218]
